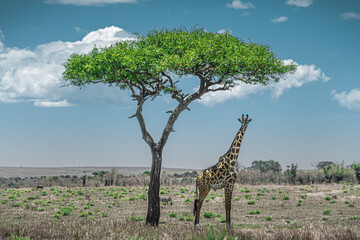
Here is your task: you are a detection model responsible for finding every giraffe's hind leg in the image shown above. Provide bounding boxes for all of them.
[194,185,210,228]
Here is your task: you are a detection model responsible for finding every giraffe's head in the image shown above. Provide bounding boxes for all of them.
[238,114,252,129]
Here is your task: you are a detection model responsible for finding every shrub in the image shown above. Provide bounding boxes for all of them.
[323,209,331,215]
[244,194,252,199]
[56,207,74,216]
[12,203,21,207]
[102,212,108,217]
[169,212,177,218]
[203,211,216,219]
[265,216,272,221]
[247,200,255,205]
[78,212,87,218]
[128,214,143,222]
[248,209,261,215]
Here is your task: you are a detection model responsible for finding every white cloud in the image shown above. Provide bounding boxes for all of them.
[199,59,330,106]
[286,0,313,7]
[217,29,233,35]
[0,26,136,107]
[271,16,288,23]
[332,89,360,111]
[340,12,360,20]
[74,27,88,34]
[226,0,255,10]
[0,28,4,41]
[34,100,74,107]
[45,0,137,6]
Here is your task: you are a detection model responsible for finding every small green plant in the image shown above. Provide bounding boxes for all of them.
[12,203,21,207]
[265,216,272,221]
[248,209,261,215]
[203,211,216,219]
[169,212,177,218]
[56,207,74,216]
[283,196,289,200]
[78,212,87,218]
[244,194,252,199]
[299,194,307,199]
[184,198,191,204]
[349,216,358,220]
[322,217,328,221]
[323,209,331,215]
[247,200,255,205]
[1,199,8,204]
[102,212,108,217]
[324,196,331,201]
[128,214,143,222]
[285,219,291,223]
[348,204,355,208]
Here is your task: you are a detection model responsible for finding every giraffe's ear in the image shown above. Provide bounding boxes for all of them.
[248,119,252,123]
[238,118,242,122]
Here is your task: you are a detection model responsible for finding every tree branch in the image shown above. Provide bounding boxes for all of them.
[128,86,155,147]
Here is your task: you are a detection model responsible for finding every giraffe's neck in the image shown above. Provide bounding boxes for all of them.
[220,126,247,167]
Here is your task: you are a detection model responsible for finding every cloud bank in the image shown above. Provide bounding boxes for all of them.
[199,60,330,106]
[45,0,137,6]
[0,26,136,107]
[332,89,360,111]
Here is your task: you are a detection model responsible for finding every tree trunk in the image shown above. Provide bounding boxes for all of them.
[146,145,162,226]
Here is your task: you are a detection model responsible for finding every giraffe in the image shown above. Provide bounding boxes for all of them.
[194,114,252,235]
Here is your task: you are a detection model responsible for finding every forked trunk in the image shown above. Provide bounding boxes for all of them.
[145,146,162,225]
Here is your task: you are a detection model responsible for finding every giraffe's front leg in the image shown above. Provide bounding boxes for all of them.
[194,186,210,228]
[225,185,233,235]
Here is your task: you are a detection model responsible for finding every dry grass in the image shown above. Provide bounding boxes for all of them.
[1,184,359,239]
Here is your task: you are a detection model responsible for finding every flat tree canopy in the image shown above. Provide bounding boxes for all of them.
[64,28,295,95]
[63,27,296,226]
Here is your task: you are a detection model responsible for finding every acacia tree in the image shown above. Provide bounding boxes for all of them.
[63,28,296,226]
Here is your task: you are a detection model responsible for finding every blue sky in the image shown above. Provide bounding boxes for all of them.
[0,0,359,169]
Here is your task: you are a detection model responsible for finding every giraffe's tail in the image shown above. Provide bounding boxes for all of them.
[193,181,199,216]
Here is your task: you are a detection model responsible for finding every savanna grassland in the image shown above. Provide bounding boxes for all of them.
[1,184,360,240]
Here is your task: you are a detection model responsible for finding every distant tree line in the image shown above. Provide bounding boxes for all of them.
[1,161,360,188]
[237,160,360,185]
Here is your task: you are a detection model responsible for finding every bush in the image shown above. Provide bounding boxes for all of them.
[128,214,143,222]
[56,207,74,216]
[248,209,261,215]
[203,211,216,219]
[323,209,331,215]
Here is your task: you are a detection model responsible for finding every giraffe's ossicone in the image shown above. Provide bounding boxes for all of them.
[194,114,252,235]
